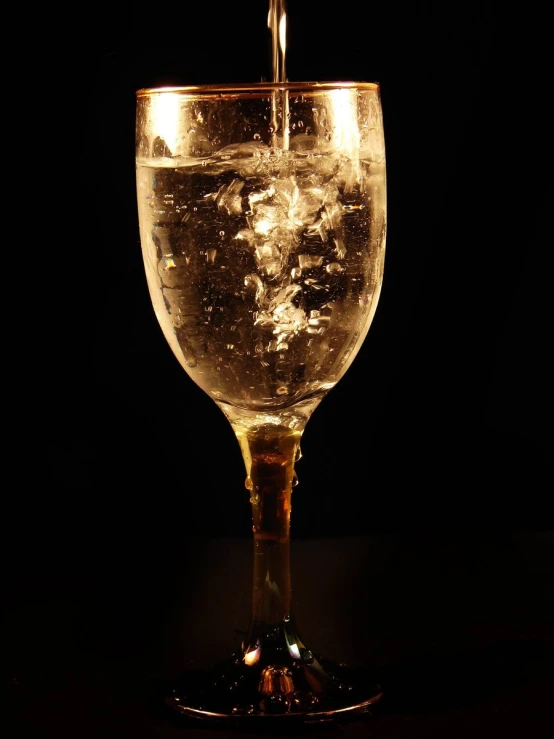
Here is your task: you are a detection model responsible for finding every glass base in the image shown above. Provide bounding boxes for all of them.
[160,622,383,725]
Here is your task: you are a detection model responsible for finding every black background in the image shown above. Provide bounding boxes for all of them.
[5,3,554,737]
[28,1,551,536]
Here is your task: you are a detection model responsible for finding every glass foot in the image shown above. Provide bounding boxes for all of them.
[161,622,383,724]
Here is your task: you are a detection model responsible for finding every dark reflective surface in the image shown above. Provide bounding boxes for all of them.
[5,534,554,737]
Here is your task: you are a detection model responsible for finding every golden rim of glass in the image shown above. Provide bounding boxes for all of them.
[136,81,380,97]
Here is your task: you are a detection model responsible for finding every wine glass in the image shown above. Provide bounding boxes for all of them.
[135,81,386,724]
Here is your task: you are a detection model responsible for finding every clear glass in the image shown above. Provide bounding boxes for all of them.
[135,81,386,724]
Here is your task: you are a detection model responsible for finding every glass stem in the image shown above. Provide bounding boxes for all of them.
[234,424,302,632]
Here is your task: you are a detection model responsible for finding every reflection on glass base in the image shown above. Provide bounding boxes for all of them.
[162,623,383,724]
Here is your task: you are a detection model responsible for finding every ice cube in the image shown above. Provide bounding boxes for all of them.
[216,178,245,215]
[298,254,324,270]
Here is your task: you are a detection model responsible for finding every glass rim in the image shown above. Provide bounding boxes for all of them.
[136,80,380,98]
